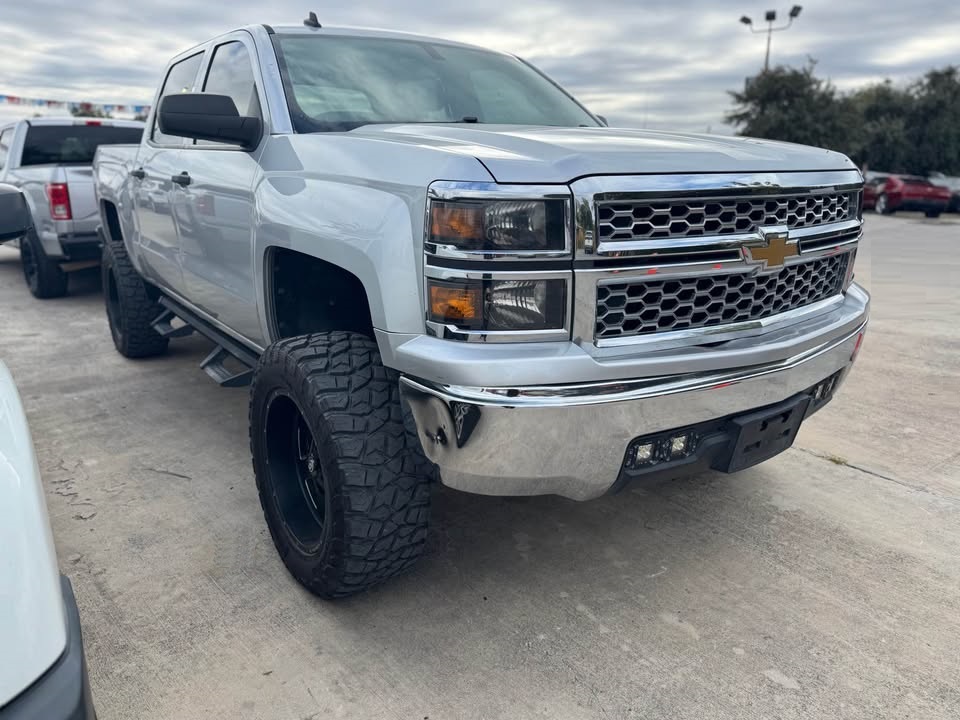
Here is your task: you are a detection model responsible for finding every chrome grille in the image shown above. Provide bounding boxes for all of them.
[595,253,851,339]
[597,191,858,242]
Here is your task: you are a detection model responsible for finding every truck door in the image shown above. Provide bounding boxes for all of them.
[132,52,204,295]
[174,38,263,343]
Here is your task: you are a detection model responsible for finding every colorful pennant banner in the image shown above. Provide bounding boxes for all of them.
[0,93,150,116]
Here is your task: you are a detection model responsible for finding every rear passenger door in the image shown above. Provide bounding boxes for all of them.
[133,52,204,294]
[175,36,264,343]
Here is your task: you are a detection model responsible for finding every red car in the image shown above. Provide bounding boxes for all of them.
[863,174,952,217]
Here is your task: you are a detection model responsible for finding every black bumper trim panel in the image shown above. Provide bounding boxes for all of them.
[608,371,842,494]
[0,576,95,720]
[57,233,103,262]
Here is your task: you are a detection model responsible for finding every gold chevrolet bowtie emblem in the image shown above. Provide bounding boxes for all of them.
[744,225,799,269]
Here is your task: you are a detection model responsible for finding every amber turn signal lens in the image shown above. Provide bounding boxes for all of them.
[430,203,484,244]
[429,283,482,323]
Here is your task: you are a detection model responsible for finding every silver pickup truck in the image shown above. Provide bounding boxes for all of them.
[0,117,143,297]
[94,21,870,598]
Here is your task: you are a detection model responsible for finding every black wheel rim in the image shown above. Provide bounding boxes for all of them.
[21,238,38,288]
[105,266,124,344]
[264,394,328,552]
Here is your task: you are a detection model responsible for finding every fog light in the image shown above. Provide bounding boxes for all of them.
[635,442,654,463]
[670,435,688,457]
[625,431,702,471]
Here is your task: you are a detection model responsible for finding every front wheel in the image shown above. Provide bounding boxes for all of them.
[925,209,942,218]
[250,332,433,599]
[21,228,67,299]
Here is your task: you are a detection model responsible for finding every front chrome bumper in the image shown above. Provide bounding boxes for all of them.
[400,286,869,501]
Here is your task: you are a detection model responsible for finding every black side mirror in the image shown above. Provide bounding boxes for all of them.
[0,184,31,242]
[158,94,262,150]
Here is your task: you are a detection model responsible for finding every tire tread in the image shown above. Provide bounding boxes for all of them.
[250,332,433,598]
[101,237,169,358]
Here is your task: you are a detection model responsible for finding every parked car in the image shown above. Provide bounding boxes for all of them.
[928,172,960,213]
[0,117,144,298]
[862,174,951,217]
[94,22,869,598]
[0,184,96,719]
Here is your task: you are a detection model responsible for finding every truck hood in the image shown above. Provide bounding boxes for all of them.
[348,124,856,184]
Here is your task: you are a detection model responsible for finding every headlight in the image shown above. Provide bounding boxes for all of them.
[428,199,566,254]
[428,278,567,332]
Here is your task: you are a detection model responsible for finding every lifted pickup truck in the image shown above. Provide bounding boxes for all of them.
[0,117,143,297]
[94,22,869,598]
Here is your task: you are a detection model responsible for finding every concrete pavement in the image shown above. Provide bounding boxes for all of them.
[0,213,957,719]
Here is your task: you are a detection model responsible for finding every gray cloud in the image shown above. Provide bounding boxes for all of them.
[1,0,957,130]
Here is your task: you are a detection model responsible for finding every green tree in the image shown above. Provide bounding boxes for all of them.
[845,80,913,172]
[725,61,854,151]
[906,67,960,174]
[727,62,960,175]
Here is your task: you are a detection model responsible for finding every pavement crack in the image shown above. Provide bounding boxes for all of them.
[793,446,960,504]
[144,467,192,480]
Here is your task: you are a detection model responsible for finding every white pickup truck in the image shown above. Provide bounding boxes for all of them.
[0,185,95,719]
[94,21,869,598]
[0,117,143,297]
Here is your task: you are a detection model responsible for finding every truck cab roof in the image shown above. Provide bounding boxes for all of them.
[171,22,503,59]
[14,117,145,128]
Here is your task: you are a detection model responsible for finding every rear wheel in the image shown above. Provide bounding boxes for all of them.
[20,228,68,299]
[925,209,942,218]
[101,238,169,358]
[250,332,433,599]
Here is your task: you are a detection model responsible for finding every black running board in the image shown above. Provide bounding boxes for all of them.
[154,297,259,388]
[152,307,196,339]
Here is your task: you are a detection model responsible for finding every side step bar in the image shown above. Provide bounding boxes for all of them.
[154,297,260,388]
[200,346,253,388]
[152,307,196,339]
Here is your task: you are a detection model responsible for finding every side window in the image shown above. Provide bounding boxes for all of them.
[0,127,14,169]
[202,41,262,132]
[152,53,204,145]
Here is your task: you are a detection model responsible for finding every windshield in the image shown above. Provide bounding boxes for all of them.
[21,124,143,166]
[272,34,600,132]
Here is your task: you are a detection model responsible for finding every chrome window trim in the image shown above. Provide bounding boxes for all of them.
[423,265,573,344]
[425,180,573,261]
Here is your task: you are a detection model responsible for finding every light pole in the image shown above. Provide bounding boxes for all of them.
[740,6,803,72]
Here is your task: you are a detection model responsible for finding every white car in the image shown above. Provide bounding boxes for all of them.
[0,184,95,718]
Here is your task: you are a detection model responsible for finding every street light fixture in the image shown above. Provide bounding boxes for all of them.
[740,6,803,72]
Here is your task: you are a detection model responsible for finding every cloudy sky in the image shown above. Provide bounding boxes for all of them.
[1,0,958,131]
